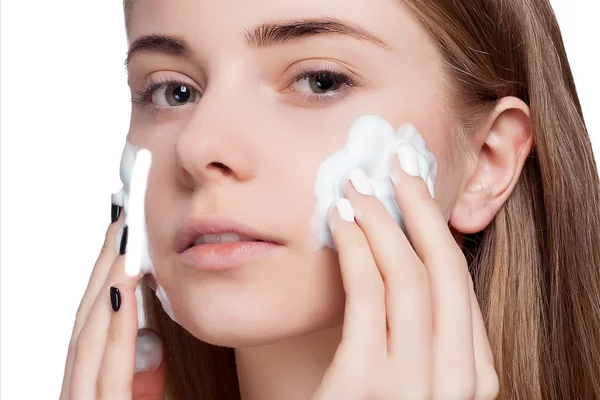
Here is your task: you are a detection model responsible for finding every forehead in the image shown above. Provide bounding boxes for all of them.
[126,0,427,53]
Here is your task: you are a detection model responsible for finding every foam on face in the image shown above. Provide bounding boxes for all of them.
[112,142,178,323]
[310,115,438,250]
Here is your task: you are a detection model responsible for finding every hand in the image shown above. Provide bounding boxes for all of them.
[311,160,499,399]
[59,209,166,400]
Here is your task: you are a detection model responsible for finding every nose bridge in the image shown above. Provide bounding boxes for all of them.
[175,76,258,185]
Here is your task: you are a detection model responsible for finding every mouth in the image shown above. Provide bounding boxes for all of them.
[175,215,283,253]
[175,216,284,271]
[191,232,267,246]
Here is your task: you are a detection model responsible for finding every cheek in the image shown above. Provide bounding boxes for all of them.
[155,248,347,347]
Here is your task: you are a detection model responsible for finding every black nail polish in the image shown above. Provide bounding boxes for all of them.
[120,225,128,255]
[110,287,121,311]
[111,203,122,223]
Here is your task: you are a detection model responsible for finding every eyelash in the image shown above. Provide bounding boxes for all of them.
[131,66,363,112]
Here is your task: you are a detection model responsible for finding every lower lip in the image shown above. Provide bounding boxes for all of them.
[178,241,281,271]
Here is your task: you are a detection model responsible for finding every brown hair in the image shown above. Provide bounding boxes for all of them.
[125,0,600,398]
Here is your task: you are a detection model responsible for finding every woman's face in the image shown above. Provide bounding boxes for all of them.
[126,0,462,347]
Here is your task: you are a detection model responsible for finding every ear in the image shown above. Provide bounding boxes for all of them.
[449,96,534,234]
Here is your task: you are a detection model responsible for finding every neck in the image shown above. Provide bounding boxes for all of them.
[235,324,343,400]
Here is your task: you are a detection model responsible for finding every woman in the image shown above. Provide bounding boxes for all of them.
[60,0,600,398]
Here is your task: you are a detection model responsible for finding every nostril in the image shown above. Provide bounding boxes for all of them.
[210,162,228,169]
[209,162,232,175]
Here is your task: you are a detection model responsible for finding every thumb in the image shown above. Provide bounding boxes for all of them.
[132,329,166,400]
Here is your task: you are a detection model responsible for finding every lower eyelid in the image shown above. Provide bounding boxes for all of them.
[288,89,351,106]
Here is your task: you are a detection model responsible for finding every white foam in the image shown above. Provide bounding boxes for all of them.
[310,115,438,250]
[113,142,178,322]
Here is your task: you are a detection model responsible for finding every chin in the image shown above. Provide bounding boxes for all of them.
[170,303,332,348]
[168,286,344,348]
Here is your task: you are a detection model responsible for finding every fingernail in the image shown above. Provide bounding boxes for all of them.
[110,287,121,312]
[396,145,420,177]
[119,225,128,255]
[111,203,122,223]
[335,198,355,222]
[347,168,374,195]
[426,175,435,198]
[135,330,163,373]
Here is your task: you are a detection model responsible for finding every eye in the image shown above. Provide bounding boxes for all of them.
[294,71,344,93]
[152,82,199,106]
[132,77,200,107]
[288,65,363,102]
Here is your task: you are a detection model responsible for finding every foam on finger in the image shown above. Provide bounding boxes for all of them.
[113,142,178,323]
[125,149,152,277]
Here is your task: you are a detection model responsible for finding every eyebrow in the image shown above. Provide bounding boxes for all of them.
[125,17,392,65]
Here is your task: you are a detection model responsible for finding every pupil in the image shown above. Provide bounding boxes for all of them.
[172,85,191,103]
[310,73,337,93]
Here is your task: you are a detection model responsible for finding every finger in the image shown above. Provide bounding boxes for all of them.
[341,169,432,383]
[390,144,475,395]
[132,330,166,400]
[97,284,138,400]
[469,278,499,400]
[70,148,150,399]
[60,205,124,400]
[328,198,387,366]
[70,255,140,399]
[74,206,124,337]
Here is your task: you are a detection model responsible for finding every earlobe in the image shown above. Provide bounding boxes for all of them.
[450,97,534,234]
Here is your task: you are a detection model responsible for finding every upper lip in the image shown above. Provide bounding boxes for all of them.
[175,215,283,252]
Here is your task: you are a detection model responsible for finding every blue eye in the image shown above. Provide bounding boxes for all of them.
[132,77,199,107]
[130,66,363,112]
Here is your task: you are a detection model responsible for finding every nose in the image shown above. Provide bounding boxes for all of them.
[175,89,258,188]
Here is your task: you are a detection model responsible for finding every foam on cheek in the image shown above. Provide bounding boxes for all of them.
[112,142,178,323]
[310,115,438,251]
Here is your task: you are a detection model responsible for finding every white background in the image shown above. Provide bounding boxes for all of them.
[1,0,599,398]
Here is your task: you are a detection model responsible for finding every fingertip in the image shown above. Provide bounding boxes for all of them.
[108,282,139,313]
[110,286,122,312]
[103,216,124,256]
[335,198,356,222]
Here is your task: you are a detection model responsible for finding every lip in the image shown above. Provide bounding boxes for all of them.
[179,241,281,271]
[175,215,284,271]
[175,215,284,253]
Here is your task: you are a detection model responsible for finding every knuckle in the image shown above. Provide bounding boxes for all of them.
[445,251,470,281]
[449,248,468,270]
[101,233,113,255]
[387,252,429,293]
[102,223,120,253]
[357,269,385,300]
[342,255,384,296]
[383,374,431,400]
[96,379,133,400]
[73,303,88,332]
[407,261,430,289]
[67,337,78,357]
[447,387,476,400]
[106,324,120,345]
[476,368,500,400]
[74,332,92,361]
[438,379,476,400]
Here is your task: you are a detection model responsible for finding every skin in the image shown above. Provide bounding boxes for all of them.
[60,0,534,398]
